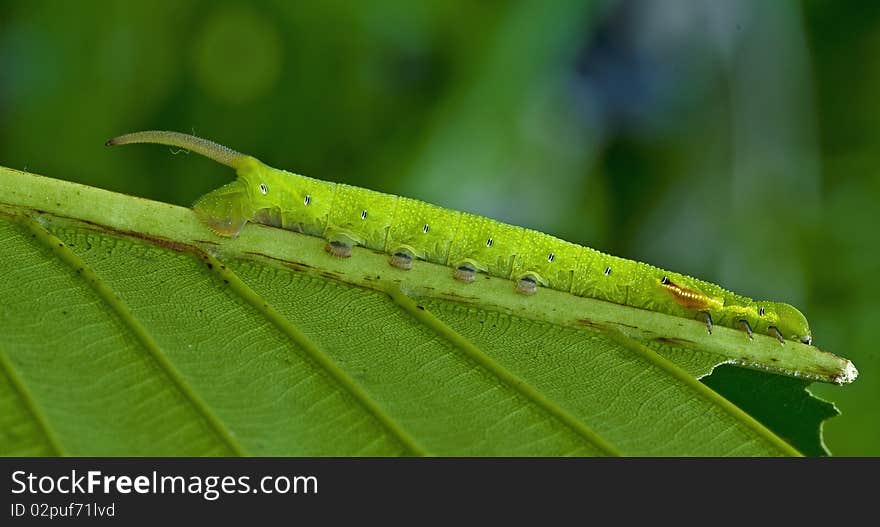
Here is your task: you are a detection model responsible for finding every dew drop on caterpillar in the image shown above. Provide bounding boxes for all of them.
[106,131,814,346]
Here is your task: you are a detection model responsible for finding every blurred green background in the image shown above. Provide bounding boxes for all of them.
[0,0,876,455]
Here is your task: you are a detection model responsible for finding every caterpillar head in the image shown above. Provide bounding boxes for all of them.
[768,302,813,345]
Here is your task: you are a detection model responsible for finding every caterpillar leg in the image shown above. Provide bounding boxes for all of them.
[325,240,353,258]
[515,275,538,296]
[453,262,477,283]
[324,228,362,259]
[740,320,754,340]
[390,249,414,270]
[701,311,713,334]
[253,207,283,228]
[769,326,785,345]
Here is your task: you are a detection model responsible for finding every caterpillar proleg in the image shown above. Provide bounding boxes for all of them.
[106,131,813,346]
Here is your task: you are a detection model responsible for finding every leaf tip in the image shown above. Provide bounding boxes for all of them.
[833,360,858,385]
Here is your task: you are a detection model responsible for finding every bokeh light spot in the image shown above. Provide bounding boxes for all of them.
[192,6,283,105]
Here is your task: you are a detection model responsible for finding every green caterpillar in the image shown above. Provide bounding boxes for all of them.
[106,130,813,346]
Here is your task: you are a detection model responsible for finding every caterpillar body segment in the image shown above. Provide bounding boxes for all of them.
[241,157,336,237]
[511,231,581,294]
[386,197,461,265]
[106,131,813,345]
[571,251,635,306]
[325,184,396,253]
[447,213,524,279]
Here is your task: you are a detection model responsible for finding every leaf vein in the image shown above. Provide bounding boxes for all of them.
[0,346,66,456]
[387,286,624,457]
[210,253,429,456]
[603,328,803,456]
[20,216,247,456]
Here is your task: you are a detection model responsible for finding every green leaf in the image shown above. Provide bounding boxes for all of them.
[0,167,856,456]
[702,365,839,457]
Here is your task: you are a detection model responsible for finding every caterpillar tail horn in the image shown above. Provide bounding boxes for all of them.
[105,130,247,169]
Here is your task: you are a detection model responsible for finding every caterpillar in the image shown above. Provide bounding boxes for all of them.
[106,131,813,346]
